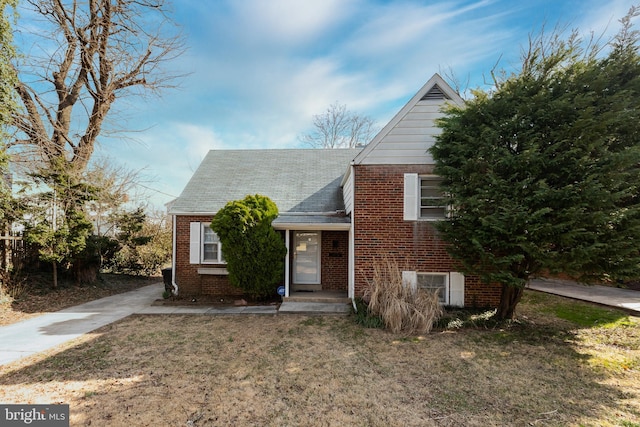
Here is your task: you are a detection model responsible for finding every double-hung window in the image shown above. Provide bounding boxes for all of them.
[419,176,446,220]
[201,224,224,264]
[417,273,448,304]
[403,271,465,306]
[403,173,447,221]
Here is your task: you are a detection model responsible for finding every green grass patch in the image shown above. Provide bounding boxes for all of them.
[539,298,630,327]
[300,317,326,327]
[351,298,384,329]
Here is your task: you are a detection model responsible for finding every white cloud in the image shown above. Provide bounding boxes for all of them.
[75,0,640,210]
[228,0,354,46]
[171,0,522,145]
[576,0,638,41]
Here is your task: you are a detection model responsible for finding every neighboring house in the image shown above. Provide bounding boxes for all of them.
[169,74,501,307]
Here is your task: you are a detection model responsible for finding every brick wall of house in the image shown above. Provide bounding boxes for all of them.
[320,231,348,291]
[353,164,501,308]
[175,217,348,296]
[174,215,242,297]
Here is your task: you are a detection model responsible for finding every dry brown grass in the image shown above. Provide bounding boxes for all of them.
[1,292,639,426]
[365,258,443,335]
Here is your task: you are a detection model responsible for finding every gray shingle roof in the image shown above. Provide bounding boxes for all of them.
[169,149,360,215]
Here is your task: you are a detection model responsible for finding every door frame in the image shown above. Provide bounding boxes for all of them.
[292,231,322,291]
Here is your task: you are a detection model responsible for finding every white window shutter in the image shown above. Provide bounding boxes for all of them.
[402,270,417,290]
[404,173,418,221]
[449,272,465,307]
[189,222,201,264]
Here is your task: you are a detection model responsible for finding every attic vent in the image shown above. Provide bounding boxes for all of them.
[421,84,450,100]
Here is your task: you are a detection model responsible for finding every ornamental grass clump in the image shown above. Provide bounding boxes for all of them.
[365,259,443,335]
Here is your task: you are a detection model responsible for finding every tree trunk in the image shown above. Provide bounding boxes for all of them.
[496,284,525,320]
[52,261,58,289]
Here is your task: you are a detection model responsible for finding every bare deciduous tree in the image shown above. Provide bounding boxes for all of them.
[84,156,143,236]
[300,102,377,149]
[9,0,185,174]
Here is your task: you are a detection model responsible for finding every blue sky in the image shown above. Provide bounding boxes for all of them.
[18,0,640,209]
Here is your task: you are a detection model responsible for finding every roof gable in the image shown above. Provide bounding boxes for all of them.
[353,73,463,165]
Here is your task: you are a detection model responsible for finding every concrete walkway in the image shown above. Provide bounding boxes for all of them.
[528,278,640,315]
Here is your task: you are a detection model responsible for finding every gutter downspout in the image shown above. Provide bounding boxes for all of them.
[171,214,179,295]
[348,163,357,311]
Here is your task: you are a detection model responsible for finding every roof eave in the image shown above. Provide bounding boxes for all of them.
[272,222,351,231]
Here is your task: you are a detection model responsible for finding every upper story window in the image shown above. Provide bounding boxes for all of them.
[419,177,446,220]
[202,224,225,264]
[403,173,447,221]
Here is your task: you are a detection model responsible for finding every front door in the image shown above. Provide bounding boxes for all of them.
[293,231,321,290]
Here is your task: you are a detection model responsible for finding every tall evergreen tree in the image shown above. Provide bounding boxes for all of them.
[0,0,17,129]
[431,8,640,319]
[0,0,18,286]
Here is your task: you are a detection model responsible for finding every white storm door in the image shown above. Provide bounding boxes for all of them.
[293,231,321,284]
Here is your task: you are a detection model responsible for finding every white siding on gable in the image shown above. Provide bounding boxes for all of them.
[388,127,442,136]
[342,169,354,215]
[353,74,463,166]
[409,104,446,113]
[358,100,448,165]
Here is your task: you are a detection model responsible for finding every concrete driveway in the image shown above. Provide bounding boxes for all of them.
[0,283,164,367]
[528,278,640,315]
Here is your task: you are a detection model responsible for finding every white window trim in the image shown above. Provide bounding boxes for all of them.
[418,175,448,221]
[402,271,465,307]
[404,173,449,222]
[201,223,225,264]
[418,272,449,305]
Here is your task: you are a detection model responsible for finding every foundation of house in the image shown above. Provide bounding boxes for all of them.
[283,290,350,304]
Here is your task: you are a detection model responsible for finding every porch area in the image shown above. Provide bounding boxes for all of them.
[280,290,351,314]
[283,290,350,304]
[273,215,353,300]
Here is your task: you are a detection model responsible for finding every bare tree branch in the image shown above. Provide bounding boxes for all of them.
[300,102,377,149]
[10,0,186,173]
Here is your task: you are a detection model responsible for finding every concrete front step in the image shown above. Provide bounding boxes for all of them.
[284,291,350,304]
[279,301,352,315]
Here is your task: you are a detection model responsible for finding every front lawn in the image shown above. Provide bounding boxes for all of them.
[1,291,638,426]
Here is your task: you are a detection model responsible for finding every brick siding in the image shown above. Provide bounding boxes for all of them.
[175,217,348,296]
[353,164,501,308]
[174,215,242,297]
[320,231,348,291]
